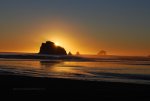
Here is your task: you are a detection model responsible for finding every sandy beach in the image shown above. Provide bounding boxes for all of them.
[0,74,150,100]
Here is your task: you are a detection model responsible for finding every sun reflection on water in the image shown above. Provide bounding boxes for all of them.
[0,59,150,84]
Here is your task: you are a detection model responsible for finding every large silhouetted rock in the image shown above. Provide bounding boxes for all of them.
[39,41,67,55]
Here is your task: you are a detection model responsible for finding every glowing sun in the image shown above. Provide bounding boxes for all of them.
[55,42,60,46]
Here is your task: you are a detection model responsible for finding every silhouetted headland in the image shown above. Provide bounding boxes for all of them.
[39,41,67,55]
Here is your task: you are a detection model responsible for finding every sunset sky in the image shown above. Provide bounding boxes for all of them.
[0,0,150,56]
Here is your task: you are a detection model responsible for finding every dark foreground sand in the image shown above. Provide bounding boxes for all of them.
[0,75,150,100]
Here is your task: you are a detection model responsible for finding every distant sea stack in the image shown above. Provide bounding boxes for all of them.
[39,41,67,55]
[98,50,107,56]
[76,52,80,55]
[68,51,72,55]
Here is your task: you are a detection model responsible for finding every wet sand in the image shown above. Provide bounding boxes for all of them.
[0,54,150,99]
[0,74,150,100]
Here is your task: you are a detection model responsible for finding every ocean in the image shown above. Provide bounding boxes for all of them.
[0,55,150,84]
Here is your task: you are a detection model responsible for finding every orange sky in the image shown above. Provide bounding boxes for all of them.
[0,19,149,56]
[0,1,150,56]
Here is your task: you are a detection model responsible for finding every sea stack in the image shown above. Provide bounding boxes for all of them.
[68,51,72,55]
[39,41,67,55]
[98,50,107,56]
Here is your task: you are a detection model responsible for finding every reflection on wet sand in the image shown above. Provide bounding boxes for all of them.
[0,58,150,84]
[40,60,62,68]
[40,60,92,77]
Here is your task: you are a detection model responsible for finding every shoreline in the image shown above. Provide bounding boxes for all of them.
[0,54,150,99]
